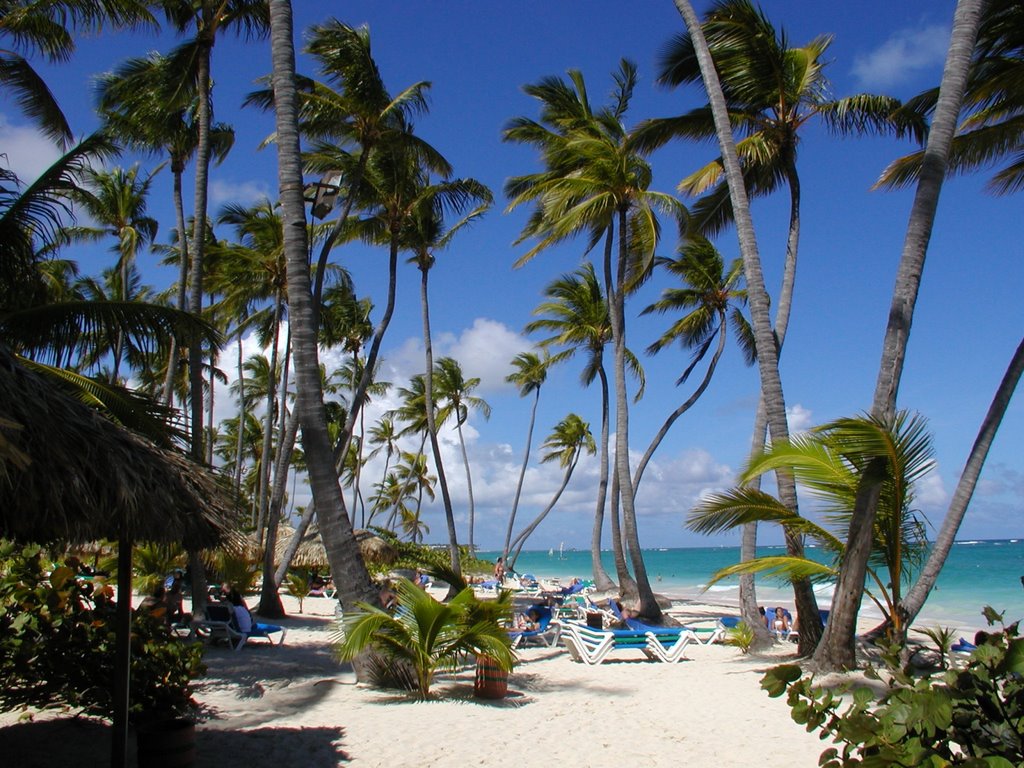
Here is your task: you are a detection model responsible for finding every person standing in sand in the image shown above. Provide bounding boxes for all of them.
[494,557,506,584]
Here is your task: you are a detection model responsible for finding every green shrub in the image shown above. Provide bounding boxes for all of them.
[724,620,755,653]
[761,607,1024,766]
[0,542,204,722]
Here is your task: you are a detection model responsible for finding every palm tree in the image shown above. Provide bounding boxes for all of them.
[366,414,400,523]
[265,0,380,630]
[502,350,549,561]
[95,50,235,403]
[405,178,492,575]
[0,0,154,146]
[670,0,821,652]
[156,0,269,468]
[653,0,927,649]
[505,61,683,619]
[812,0,987,670]
[433,356,491,552]
[635,236,753,488]
[66,164,159,382]
[508,413,596,567]
[524,263,624,591]
[689,412,935,647]
[393,450,436,542]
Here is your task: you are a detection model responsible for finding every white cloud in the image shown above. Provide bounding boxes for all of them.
[851,24,949,90]
[381,318,532,394]
[210,178,272,207]
[787,403,813,433]
[0,114,63,182]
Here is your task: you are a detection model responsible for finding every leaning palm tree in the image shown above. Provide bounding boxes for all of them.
[433,356,491,553]
[265,0,380,636]
[508,413,596,568]
[501,350,549,562]
[875,0,1024,197]
[689,412,934,648]
[635,235,753,489]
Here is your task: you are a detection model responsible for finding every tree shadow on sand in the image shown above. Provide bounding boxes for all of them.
[0,717,350,767]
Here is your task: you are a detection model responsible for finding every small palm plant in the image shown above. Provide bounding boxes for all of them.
[336,577,515,699]
[917,625,957,670]
[724,621,756,654]
[286,570,311,614]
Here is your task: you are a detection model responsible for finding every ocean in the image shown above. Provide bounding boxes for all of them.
[478,538,1024,633]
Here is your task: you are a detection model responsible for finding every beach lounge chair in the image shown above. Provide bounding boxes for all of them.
[508,605,561,649]
[560,622,693,664]
[195,603,287,650]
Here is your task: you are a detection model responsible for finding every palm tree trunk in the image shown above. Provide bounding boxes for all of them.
[418,264,461,577]
[611,208,659,619]
[673,0,819,651]
[162,167,190,405]
[456,421,477,552]
[503,388,539,559]
[895,336,1024,637]
[256,299,283,545]
[590,363,616,591]
[233,334,246,494]
[608,465,637,596]
[267,0,378,645]
[814,0,984,671]
[275,498,315,586]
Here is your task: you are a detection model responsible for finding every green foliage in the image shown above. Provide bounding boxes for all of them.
[212,550,258,595]
[761,608,1024,766]
[724,620,755,653]
[286,569,311,613]
[917,625,957,670]
[0,543,204,722]
[335,577,515,699]
[366,527,490,579]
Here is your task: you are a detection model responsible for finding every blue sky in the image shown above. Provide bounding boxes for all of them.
[4,0,1022,550]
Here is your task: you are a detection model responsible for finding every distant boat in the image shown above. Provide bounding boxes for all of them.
[558,542,566,560]
[548,548,554,557]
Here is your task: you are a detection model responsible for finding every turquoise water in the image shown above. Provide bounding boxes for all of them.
[479,538,1024,632]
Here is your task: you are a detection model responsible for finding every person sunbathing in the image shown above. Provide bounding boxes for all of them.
[771,607,792,637]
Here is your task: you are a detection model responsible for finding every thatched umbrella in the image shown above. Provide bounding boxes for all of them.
[0,348,239,767]
[267,525,396,573]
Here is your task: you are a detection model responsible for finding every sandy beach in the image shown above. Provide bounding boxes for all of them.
[0,589,921,768]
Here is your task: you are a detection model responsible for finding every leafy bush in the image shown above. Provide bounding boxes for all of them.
[761,607,1024,766]
[0,542,204,722]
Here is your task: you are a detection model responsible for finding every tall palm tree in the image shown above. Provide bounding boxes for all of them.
[502,350,549,561]
[95,50,235,403]
[366,413,400,524]
[433,356,491,552]
[265,0,379,629]
[156,0,269,468]
[635,236,753,488]
[671,0,821,652]
[524,262,625,591]
[813,0,987,670]
[508,413,596,567]
[405,178,492,575]
[505,61,683,618]
[393,449,436,542]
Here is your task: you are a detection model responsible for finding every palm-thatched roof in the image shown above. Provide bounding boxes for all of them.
[257,524,396,570]
[0,347,239,547]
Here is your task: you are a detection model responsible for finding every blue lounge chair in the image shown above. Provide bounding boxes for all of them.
[509,605,561,648]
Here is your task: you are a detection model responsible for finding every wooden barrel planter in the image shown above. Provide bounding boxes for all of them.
[474,655,508,699]
[137,717,196,768]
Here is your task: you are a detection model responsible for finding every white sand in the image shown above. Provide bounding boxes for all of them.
[0,590,859,767]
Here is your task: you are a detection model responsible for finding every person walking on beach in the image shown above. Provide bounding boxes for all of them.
[494,557,506,584]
